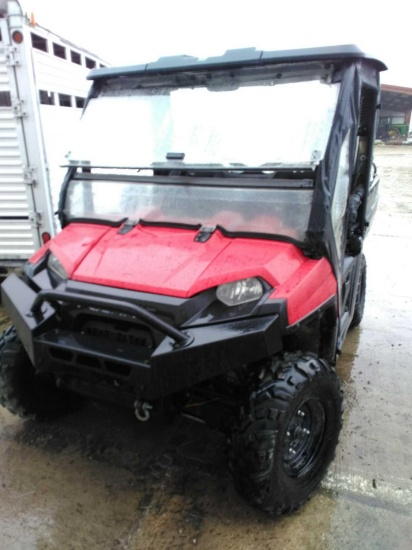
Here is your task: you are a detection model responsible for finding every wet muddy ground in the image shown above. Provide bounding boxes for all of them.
[0,146,411,549]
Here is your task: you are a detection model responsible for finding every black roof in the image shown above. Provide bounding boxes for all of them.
[87,44,387,81]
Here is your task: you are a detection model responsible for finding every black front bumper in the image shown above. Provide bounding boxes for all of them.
[1,274,282,403]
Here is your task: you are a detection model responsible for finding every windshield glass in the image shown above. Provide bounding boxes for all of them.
[65,179,313,241]
[66,67,340,168]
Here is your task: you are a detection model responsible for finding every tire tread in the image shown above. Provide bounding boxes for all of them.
[230,352,343,516]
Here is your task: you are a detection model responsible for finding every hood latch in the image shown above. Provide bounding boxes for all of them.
[194,225,216,243]
[118,219,139,234]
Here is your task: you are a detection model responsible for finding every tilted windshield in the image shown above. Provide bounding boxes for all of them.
[66,64,340,169]
[65,179,313,242]
[64,63,341,242]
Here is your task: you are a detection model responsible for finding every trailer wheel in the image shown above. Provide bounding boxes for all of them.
[350,254,366,329]
[0,326,70,419]
[230,353,342,516]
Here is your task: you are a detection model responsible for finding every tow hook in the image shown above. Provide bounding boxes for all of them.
[134,400,153,422]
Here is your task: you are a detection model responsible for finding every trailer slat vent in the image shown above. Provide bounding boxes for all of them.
[85,57,96,69]
[58,93,71,107]
[75,97,85,109]
[31,33,48,53]
[52,43,66,60]
[0,91,11,107]
[70,50,81,65]
[39,90,55,105]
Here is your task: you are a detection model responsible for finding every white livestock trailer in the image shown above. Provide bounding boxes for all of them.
[0,0,108,279]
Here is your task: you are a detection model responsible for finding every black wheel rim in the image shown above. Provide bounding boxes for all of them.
[282,398,326,478]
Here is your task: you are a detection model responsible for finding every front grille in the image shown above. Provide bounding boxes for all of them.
[81,319,153,348]
[36,309,155,387]
[48,344,132,378]
[36,328,151,379]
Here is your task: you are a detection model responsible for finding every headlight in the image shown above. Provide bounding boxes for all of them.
[216,277,263,306]
[47,252,68,280]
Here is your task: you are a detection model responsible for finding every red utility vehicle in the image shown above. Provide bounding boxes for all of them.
[0,45,386,515]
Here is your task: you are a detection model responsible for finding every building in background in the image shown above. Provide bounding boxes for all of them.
[378,84,412,141]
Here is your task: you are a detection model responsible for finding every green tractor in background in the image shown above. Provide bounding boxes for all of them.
[377,116,409,141]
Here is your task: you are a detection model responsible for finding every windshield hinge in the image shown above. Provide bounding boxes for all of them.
[118,219,139,234]
[194,225,216,243]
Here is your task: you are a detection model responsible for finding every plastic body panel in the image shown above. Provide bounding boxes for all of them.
[32,222,337,325]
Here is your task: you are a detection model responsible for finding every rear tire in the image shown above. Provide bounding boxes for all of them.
[350,254,366,329]
[387,127,401,140]
[230,352,342,516]
[0,326,70,419]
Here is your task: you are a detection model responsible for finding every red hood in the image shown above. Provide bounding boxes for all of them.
[48,222,307,297]
[45,222,337,324]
